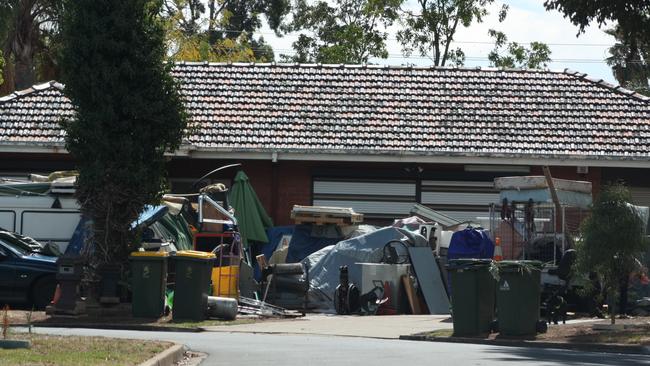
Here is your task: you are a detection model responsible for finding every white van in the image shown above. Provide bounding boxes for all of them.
[0,176,81,253]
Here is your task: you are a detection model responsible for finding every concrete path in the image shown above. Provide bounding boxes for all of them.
[203,314,452,339]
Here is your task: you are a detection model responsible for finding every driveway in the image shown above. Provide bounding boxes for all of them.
[203,314,452,339]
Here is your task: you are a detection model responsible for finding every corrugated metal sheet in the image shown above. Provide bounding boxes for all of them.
[313,181,415,197]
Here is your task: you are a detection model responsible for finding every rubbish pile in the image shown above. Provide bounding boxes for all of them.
[252,205,467,316]
[12,167,648,327]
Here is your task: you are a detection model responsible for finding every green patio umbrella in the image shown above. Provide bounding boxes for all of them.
[229,170,273,247]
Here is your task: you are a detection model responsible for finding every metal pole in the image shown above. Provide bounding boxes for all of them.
[562,206,566,255]
[489,203,494,240]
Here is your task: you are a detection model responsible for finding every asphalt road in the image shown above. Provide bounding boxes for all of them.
[27,327,649,366]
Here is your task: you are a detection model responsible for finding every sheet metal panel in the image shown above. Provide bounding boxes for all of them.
[408,246,450,315]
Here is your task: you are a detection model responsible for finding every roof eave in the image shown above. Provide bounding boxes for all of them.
[2,143,649,168]
[185,147,650,168]
[0,142,67,154]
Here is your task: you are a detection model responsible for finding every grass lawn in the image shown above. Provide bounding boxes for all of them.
[424,329,453,338]
[1,332,171,366]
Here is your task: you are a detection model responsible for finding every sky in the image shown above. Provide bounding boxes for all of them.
[257,0,618,84]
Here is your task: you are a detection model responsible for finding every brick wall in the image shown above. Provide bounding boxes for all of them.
[273,161,312,225]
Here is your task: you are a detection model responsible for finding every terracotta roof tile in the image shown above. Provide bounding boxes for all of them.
[1,64,649,160]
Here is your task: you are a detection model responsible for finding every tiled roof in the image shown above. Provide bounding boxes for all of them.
[0,81,72,144]
[1,63,650,161]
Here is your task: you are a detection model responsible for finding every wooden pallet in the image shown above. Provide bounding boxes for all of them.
[291,205,363,225]
[293,214,347,225]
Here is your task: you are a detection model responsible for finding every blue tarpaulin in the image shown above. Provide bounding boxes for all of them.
[285,225,343,263]
[447,227,495,260]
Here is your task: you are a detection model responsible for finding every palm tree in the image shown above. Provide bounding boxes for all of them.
[0,0,62,93]
[605,27,650,96]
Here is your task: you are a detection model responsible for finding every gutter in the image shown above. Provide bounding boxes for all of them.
[187,149,650,169]
[0,144,68,154]
[3,143,650,169]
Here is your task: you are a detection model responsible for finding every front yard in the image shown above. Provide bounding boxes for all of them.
[1,333,170,366]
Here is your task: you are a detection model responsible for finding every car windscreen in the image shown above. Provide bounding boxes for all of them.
[0,238,30,256]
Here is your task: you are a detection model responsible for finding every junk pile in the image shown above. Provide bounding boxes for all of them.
[21,166,621,323]
[127,168,305,321]
[253,205,455,315]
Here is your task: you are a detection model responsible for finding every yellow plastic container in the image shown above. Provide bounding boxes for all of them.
[211,265,239,298]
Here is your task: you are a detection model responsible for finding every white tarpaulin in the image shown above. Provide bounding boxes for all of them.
[302,226,431,312]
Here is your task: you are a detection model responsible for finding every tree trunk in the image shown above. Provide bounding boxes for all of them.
[10,0,38,90]
[0,61,15,95]
[14,55,35,90]
[608,289,616,325]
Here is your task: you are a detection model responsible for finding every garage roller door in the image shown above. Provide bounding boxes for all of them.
[312,179,416,218]
[630,186,650,233]
[420,180,498,224]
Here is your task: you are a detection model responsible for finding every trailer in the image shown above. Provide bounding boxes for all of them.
[0,175,80,252]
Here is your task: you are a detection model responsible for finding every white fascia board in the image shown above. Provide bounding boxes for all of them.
[0,144,67,154]
[187,149,650,168]
[3,143,650,169]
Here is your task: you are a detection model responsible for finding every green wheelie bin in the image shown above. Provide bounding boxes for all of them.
[447,259,496,336]
[496,260,545,336]
[129,251,169,318]
[172,250,215,321]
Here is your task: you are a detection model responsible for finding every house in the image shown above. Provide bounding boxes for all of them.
[1,63,649,226]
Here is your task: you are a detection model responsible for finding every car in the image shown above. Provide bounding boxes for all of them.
[0,231,58,309]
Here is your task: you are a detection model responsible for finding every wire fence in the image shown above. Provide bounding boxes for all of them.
[490,203,590,265]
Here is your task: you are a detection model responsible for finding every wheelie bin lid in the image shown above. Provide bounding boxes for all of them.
[175,250,216,259]
[129,251,169,259]
[447,258,494,270]
[497,260,543,272]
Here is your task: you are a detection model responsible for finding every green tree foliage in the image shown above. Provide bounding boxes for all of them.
[487,29,552,69]
[398,0,501,66]
[0,50,4,85]
[0,0,62,92]
[60,0,188,268]
[283,0,401,63]
[543,0,650,39]
[544,1,650,94]
[577,184,649,324]
[163,0,289,62]
[605,27,650,96]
